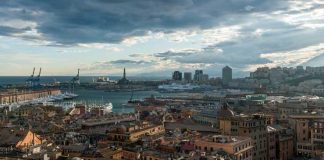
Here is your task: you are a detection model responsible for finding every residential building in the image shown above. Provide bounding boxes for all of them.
[194,135,254,160]
[290,114,324,159]
[106,121,165,144]
[219,114,272,160]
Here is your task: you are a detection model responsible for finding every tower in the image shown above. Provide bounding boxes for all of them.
[118,67,129,85]
[123,68,126,79]
[222,66,232,86]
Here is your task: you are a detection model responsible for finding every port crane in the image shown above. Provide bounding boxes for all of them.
[70,69,80,93]
[71,69,80,84]
[26,67,42,88]
[33,68,42,87]
[26,67,35,86]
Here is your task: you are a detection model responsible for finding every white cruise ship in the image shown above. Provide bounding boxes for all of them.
[158,83,199,91]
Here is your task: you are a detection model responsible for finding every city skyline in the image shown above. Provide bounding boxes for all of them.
[0,0,323,76]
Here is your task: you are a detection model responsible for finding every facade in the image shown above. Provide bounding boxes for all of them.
[290,115,324,159]
[106,121,165,144]
[194,135,254,160]
[278,135,294,160]
[192,110,218,127]
[222,66,232,86]
[278,102,308,120]
[267,126,277,160]
[183,72,192,82]
[172,71,182,81]
[0,89,61,104]
[219,114,272,160]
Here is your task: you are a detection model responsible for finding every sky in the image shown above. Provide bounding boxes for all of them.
[0,0,323,77]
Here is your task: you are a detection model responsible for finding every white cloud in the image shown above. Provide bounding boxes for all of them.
[200,26,241,45]
[272,0,324,29]
[246,43,324,71]
[78,43,121,52]
[0,19,37,29]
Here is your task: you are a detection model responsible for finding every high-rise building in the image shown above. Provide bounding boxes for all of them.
[172,71,182,81]
[194,70,203,82]
[183,72,192,82]
[222,66,232,86]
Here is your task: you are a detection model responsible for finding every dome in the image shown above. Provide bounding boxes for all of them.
[217,102,235,118]
[116,125,127,134]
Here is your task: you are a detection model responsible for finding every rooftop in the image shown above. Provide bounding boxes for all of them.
[198,135,251,145]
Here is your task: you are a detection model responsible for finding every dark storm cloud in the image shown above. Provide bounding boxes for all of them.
[0,26,29,36]
[88,59,153,70]
[0,0,287,44]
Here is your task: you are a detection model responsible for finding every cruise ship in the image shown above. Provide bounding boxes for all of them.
[158,83,199,92]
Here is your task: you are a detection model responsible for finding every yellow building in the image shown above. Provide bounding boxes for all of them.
[194,135,253,160]
[106,121,165,144]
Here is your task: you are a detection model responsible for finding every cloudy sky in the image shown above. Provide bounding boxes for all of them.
[0,0,323,77]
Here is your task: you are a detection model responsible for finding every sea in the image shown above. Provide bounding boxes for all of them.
[0,76,167,85]
[0,76,182,113]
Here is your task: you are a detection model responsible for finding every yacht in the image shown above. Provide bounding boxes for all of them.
[63,92,79,100]
[102,102,113,114]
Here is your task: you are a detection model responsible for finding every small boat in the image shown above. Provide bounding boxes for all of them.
[124,90,142,107]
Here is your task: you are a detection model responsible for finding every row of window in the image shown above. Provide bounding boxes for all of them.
[235,142,252,152]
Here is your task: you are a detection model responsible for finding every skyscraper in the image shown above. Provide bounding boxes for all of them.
[172,71,182,81]
[194,70,203,82]
[183,72,192,83]
[222,66,232,86]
